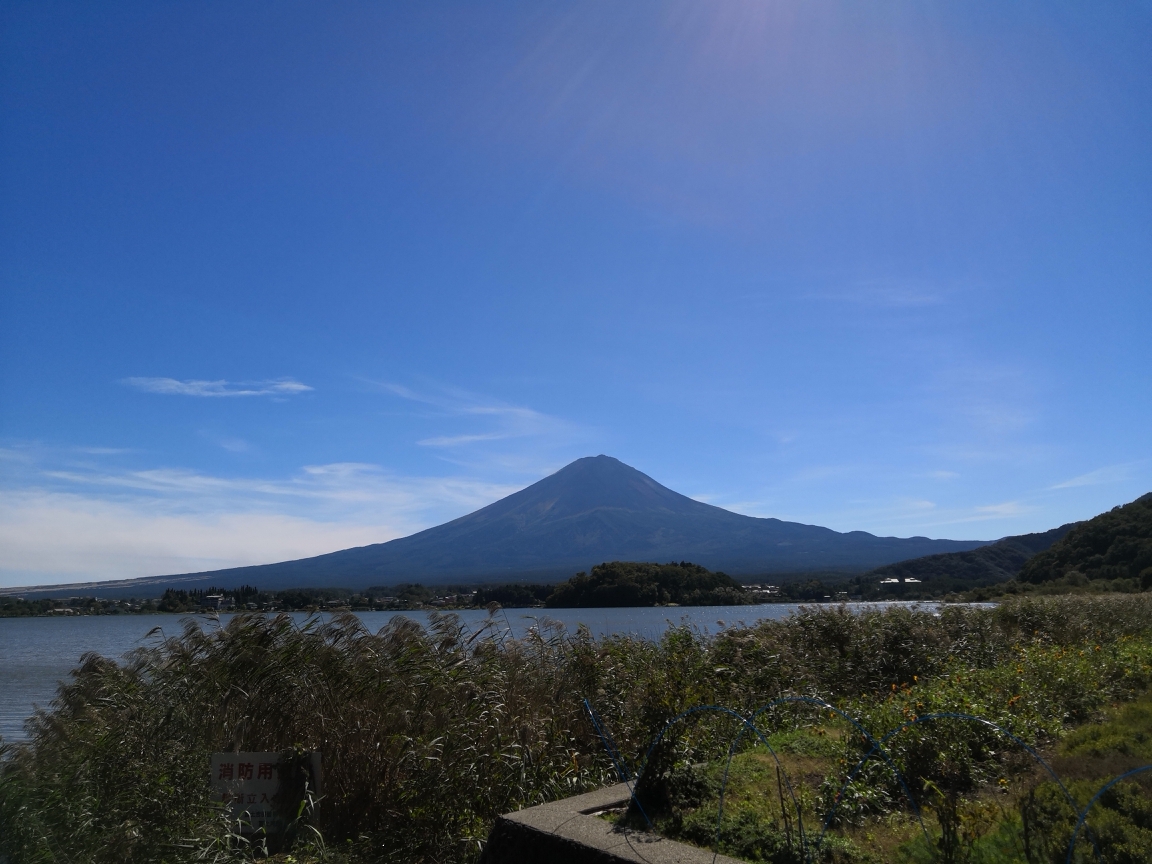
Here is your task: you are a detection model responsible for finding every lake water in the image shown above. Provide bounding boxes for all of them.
[0,602,947,745]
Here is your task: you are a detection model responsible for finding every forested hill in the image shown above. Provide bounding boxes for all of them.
[544,561,747,607]
[862,523,1076,591]
[1019,492,1152,587]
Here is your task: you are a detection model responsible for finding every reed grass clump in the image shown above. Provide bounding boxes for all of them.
[1,595,1150,864]
[0,612,616,863]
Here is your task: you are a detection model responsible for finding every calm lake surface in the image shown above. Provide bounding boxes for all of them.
[0,602,949,744]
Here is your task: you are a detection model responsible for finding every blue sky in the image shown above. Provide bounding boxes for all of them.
[1,1,1150,586]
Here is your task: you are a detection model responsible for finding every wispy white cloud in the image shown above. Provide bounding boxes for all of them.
[368,380,591,468]
[801,278,952,309]
[2,379,584,584]
[762,491,1029,540]
[0,447,523,586]
[875,497,1028,527]
[0,447,34,465]
[373,381,554,425]
[418,432,509,447]
[373,382,424,402]
[35,462,515,516]
[0,491,399,585]
[122,377,313,397]
[970,500,1028,519]
[1050,462,1144,490]
[927,470,961,480]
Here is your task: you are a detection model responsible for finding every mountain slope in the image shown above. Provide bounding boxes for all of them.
[863,523,1077,589]
[1019,492,1152,586]
[6,456,989,596]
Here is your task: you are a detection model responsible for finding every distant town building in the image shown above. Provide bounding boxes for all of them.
[744,584,780,596]
[200,594,234,610]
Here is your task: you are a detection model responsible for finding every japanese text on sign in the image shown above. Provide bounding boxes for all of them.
[209,752,321,834]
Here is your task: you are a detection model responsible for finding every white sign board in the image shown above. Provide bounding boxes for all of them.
[209,752,321,834]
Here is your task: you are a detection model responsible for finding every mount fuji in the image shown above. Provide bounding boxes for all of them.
[14,455,990,596]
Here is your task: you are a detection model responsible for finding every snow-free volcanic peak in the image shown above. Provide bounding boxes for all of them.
[6,456,988,596]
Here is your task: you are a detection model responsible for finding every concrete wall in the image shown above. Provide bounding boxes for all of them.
[480,782,743,864]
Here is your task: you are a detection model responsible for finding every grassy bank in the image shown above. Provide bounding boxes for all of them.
[619,650,1152,862]
[2,596,1151,863]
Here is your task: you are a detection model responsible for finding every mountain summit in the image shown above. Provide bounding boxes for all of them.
[117,455,986,591]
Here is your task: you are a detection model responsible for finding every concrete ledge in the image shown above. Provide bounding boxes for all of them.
[480,783,744,864]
